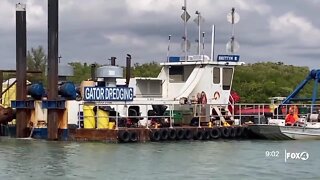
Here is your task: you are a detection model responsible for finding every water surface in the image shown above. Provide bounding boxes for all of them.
[0,138,319,180]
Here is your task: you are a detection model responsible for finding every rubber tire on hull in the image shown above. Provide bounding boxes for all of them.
[129,131,138,142]
[160,129,169,140]
[194,130,203,140]
[210,128,221,139]
[221,127,230,138]
[150,130,161,142]
[242,127,249,138]
[229,127,236,138]
[203,129,211,140]
[168,129,176,140]
[118,130,130,143]
[236,127,243,137]
[184,129,193,140]
[176,129,185,140]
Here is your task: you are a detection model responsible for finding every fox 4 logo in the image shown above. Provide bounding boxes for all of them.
[286,151,309,161]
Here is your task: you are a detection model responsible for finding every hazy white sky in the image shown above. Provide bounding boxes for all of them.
[0,0,320,69]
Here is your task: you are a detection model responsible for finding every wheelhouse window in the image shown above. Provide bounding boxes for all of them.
[169,66,184,82]
[222,68,233,90]
[213,67,220,84]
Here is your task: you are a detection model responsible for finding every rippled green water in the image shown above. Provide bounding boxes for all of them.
[0,138,319,180]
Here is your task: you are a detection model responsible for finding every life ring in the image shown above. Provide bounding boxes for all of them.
[213,91,220,100]
[150,130,161,141]
[210,128,221,139]
[184,129,193,140]
[176,129,185,140]
[160,129,169,140]
[168,129,176,140]
[118,130,130,143]
[129,131,138,142]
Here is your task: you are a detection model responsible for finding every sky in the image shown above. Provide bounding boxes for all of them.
[0,0,320,69]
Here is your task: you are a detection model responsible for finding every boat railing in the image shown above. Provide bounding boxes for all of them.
[77,103,176,130]
[76,102,320,129]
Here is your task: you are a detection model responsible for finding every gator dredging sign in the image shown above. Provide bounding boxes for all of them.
[84,87,134,101]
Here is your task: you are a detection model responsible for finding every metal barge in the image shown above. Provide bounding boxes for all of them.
[0,1,257,142]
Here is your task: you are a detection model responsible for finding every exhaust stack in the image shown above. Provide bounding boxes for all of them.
[125,54,131,87]
[110,57,116,66]
[90,64,96,81]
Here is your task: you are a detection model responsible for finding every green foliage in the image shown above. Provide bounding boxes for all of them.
[233,62,311,103]
[67,62,91,85]
[27,46,47,71]
[26,45,47,83]
[131,62,161,77]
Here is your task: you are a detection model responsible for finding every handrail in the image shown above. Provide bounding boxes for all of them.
[76,102,320,129]
[1,80,16,97]
[0,80,17,105]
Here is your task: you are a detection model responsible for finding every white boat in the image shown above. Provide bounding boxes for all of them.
[280,125,320,140]
[249,115,320,140]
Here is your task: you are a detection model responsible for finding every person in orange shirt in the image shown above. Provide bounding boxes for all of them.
[285,110,298,126]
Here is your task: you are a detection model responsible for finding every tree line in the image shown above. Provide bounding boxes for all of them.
[23,46,314,103]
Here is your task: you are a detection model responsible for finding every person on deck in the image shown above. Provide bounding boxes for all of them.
[200,91,207,122]
[196,93,202,104]
[200,91,207,104]
[285,110,298,126]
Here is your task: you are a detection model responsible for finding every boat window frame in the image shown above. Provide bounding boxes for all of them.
[222,67,233,90]
[213,67,220,84]
[168,65,190,83]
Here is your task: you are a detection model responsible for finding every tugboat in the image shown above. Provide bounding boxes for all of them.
[3,1,248,142]
[57,7,245,141]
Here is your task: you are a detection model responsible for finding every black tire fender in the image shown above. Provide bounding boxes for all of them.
[168,129,176,140]
[210,128,221,139]
[194,130,203,140]
[184,129,193,140]
[150,130,161,141]
[118,130,130,143]
[176,129,185,140]
[160,129,169,140]
[221,127,230,138]
[129,131,138,142]
[203,129,211,140]
[242,127,249,138]
[229,127,236,138]
[236,127,243,137]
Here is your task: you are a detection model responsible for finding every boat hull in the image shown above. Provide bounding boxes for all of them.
[248,125,292,140]
[249,125,320,140]
[280,126,320,140]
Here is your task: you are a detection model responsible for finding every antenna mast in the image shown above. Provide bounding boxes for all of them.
[195,11,201,55]
[231,8,235,53]
[167,35,171,62]
[202,32,205,60]
[226,7,240,54]
[181,0,190,60]
[211,25,215,61]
